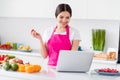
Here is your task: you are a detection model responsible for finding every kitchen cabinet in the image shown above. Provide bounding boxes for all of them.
[0,0,120,20]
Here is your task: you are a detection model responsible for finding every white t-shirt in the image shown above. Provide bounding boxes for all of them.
[43,26,81,43]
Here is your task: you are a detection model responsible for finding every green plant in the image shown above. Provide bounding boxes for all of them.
[92,29,106,51]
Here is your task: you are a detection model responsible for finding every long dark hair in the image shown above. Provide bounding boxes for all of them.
[55,3,72,18]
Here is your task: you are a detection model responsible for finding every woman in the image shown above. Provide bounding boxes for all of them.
[31,3,81,67]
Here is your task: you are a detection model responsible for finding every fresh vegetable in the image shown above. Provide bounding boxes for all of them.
[25,64,41,73]
[11,63,18,71]
[98,68,118,73]
[17,64,25,72]
[18,45,32,51]
[34,64,41,72]
[9,58,23,64]
[0,55,16,61]
[92,29,106,51]
[0,61,2,64]
[16,59,23,64]
[25,65,35,73]
[2,62,11,71]
[9,55,16,59]
[0,44,12,50]
[0,55,5,60]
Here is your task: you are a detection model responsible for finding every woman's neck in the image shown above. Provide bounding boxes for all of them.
[55,25,66,33]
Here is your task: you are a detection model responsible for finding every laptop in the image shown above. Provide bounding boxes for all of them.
[56,50,94,72]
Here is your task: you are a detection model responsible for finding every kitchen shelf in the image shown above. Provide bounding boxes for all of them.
[0,49,41,57]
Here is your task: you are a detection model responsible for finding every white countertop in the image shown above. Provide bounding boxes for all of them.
[0,49,41,57]
[0,49,120,80]
[0,66,120,80]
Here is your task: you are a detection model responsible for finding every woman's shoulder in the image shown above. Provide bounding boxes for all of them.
[69,26,81,40]
[43,26,55,42]
[69,27,79,33]
[44,26,55,33]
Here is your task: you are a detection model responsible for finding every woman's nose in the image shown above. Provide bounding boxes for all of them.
[62,18,67,22]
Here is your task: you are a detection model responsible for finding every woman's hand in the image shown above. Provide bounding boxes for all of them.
[31,29,42,40]
[31,29,48,58]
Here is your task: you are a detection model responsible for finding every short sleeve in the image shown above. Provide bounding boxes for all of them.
[42,29,48,42]
[42,27,53,43]
[73,29,81,40]
[70,27,81,41]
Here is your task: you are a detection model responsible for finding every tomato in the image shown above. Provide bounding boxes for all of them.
[0,55,5,60]
[98,68,118,73]
[6,45,12,49]
[0,61,2,64]
[0,56,1,60]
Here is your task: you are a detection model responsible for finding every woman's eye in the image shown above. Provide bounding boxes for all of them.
[59,16,70,19]
[66,17,70,19]
[60,16,63,19]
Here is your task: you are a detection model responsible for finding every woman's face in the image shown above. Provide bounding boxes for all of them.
[56,11,71,27]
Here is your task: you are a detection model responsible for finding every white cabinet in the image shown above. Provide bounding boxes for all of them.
[0,0,120,20]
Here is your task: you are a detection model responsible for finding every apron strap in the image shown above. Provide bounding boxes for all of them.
[51,25,70,37]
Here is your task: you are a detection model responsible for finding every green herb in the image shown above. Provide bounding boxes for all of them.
[92,29,106,51]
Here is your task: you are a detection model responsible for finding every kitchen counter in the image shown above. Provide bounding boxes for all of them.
[0,49,117,64]
[0,49,120,80]
[0,49,41,57]
[0,49,43,64]
[0,65,120,80]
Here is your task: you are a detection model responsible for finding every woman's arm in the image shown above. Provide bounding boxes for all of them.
[31,29,48,59]
[39,40,48,59]
[71,40,80,50]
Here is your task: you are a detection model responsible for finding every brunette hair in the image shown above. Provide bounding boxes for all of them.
[55,3,72,18]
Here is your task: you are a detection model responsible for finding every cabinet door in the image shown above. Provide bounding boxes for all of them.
[0,0,120,19]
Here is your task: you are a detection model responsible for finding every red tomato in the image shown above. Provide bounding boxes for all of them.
[6,45,12,49]
[0,56,1,60]
[98,68,118,73]
[0,55,5,60]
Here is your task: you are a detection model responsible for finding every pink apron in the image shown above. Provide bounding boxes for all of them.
[47,25,72,66]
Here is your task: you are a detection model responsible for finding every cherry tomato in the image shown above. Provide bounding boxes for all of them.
[98,68,118,73]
